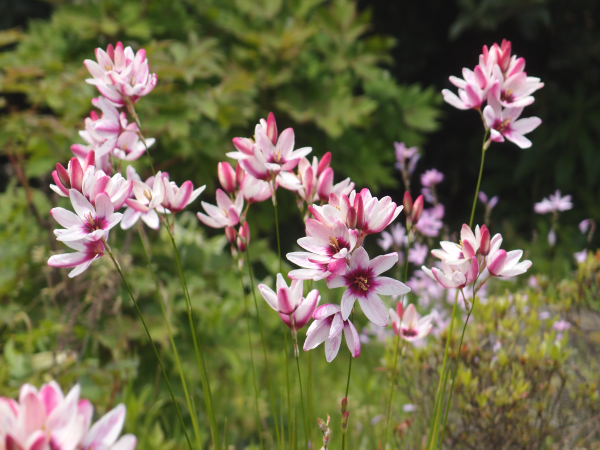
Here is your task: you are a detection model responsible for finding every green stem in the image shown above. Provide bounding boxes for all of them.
[341,312,354,450]
[284,329,292,450]
[102,240,193,450]
[292,327,309,450]
[438,291,476,449]
[308,350,313,449]
[273,193,283,274]
[137,226,203,450]
[469,130,490,228]
[246,242,282,450]
[163,216,221,450]
[237,263,264,450]
[382,236,412,450]
[427,290,459,450]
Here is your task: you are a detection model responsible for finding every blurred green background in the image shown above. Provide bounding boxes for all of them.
[1,0,599,449]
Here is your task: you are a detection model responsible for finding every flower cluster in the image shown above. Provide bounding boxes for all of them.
[442,39,543,149]
[423,224,532,305]
[0,382,136,450]
[48,44,204,277]
[534,189,573,247]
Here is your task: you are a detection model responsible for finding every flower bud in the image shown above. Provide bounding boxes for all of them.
[480,225,490,256]
[218,162,237,193]
[318,415,330,431]
[341,411,349,432]
[56,163,71,189]
[224,226,236,245]
[317,152,332,176]
[411,195,424,225]
[83,150,95,171]
[266,112,278,145]
[403,191,413,216]
[346,207,357,230]
[396,301,404,320]
[355,194,364,230]
[341,397,347,414]
[237,222,250,253]
[69,157,83,192]
[235,164,246,187]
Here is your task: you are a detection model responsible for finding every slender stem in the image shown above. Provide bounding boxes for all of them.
[427,290,459,450]
[284,329,292,450]
[291,325,309,450]
[237,263,264,450]
[341,312,354,450]
[438,291,476,449]
[125,100,156,176]
[137,226,203,450]
[308,350,313,449]
[246,243,282,450]
[382,236,412,450]
[273,193,283,274]
[102,240,194,450]
[163,217,221,450]
[469,130,490,228]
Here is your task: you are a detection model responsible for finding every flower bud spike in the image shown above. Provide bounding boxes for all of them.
[480,225,491,256]
[341,397,348,414]
[341,411,350,432]
[266,112,277,145]
[355,194,364,230]
[224,226,236,245]
[237,222,250,252]
[218,161,237,193]
[411,195,424,225]
[317,152,332,176]
[56,163,70,189]
[403,191,413,216]
[235,163,245,187]
[346,206,357,230]
[69,157,83,192]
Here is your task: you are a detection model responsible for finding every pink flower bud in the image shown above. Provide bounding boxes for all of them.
[396,301,404,320]
[411,195,424,225]
[266,112,278,145]
[499,39,512,73]
[55,163,70,189]
[235,164,245,187]
[480,225,491,256]
[346,207,357,230]
[225,226,236,245]
[69,157,83,192]
[487,249,507,276]
[403,191,413,216]
[218,162,237,193]
[237,222,250,253]
[341,397,347,414]
[341,411,350,432]
[355,194,364,230]
[317,152,332,176]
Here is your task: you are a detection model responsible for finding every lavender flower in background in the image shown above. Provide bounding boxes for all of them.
[574,249,588,264]
[479,191,499,225]
[415,204,445,238]
[534,190,573,247]
[420,169,444,204]
[395,142,420,192]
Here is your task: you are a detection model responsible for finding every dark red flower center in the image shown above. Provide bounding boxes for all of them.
[402,328,417,337]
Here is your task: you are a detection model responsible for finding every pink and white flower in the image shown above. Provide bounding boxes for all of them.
[239,174,271,204]
[486,247,532,278]
[483,84,542,149]
[228,113,312,181]
[389,303,433,342]
[159,174,205,213]
[0,382,136,450]
[81,169,133,211]
[51,190,122,242]
[303,304,361,362]
[197,189,243,228]
[258,274,320,330]
[490,64,544,109]
[48,238,106,278]
[50,153,95,198]
[327,247,410,327]
[121,167,164,230]
[112,130,155,161]
[84,42,157,106]
[422,259,479,290]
